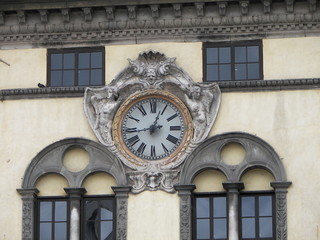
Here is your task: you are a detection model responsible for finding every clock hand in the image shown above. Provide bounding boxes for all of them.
[150,111,161,134]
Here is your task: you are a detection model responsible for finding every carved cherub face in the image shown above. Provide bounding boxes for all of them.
[192,86,201,99]
[146,65,157,82]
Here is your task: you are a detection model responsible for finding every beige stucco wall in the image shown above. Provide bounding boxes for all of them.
[263,36,320,80]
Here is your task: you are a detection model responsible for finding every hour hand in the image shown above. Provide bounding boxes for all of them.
[150,124,163,134]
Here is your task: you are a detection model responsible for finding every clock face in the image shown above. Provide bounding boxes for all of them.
[112,90,193,163]
[122,97,185,160]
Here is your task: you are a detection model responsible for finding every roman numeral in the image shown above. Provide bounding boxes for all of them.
[125,127,137,133]
[170,126,181,131]
[127,135,140,146]
[151,145,156,157]
[167,113,178,122]
[137,105,147,116]
[128,115,140,122]
[166,134,179,144]
[150,101,157,113]
[161,143,169,153]
[137,142,146,155]
[161,104,168,115]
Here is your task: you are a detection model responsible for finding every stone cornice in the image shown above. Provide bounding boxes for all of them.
[1,79,320,100]
[0,1,320,48]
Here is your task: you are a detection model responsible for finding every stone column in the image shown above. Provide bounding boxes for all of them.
[174,184,196,240]
[17,188,39,240]
[223,182,244,240]
[64,188,86,240]
[271,181,292,240]
[112,186,132,240]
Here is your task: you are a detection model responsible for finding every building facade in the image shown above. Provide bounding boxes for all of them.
[0,1,320,240]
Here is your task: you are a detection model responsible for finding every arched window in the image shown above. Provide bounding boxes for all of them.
[176,132,291,240]
[17,138,129,240]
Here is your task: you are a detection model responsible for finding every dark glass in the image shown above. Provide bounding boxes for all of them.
[213,197,226,218]
[100,221,113,239]
[51,71,62,87]
[247,46,259,62]
[51,54,62,70]
[207,48,218,64]
[78,70,90,86]
[242,218,255,238]
[196,198,209,218]
[101,200,113,220]
[40,202,52,221]
[86,200,99,221]
[235,47,246,63]
[91,69,102,85]
[55,201,67,221]
[235,64,247,80]
[63,70,75,86]
[213,219,227,239]
[259,217,273,238]
[91,52,103,68]
[79,53,90,69]
[248,63,260,79]
[54,222,67,240]
[207,65,218,81]
[219,64,231,81]
[219,47,231,63]
[242,197,255,217]
[63,53,75,69]
[40,223,52,240]
[197,219,210,239]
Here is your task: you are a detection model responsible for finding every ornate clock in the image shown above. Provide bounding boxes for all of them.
[112,90,193,165]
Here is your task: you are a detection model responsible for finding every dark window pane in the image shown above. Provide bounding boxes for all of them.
[248,63,260,79]
[235,64,247,80]
[79,53,90,69]
[259,196,272,216]
[197,219,210,239]
[101,200,113,220]
[40,223,52,240]
[40,202,52,221]
[207,48,218,64]
[213,219,227,239]
[213,197,226,217]
[63,70,74,86]
[54,223,67,240]
[85,200,98,221]
[242,218,255,238]
[63,53,75,69]
[219,47,231,63]
[219,64,231,81]
[91,69,102,85]
[85,221,99,239]
[78,70,90,86]
[207,65,219,81]
[196,198,209,218]
[91,52,102,68]
[242,197,255,217]
[51,54,62,70]
[55,201,67,221]
[247,46,259,62]
[51,71,62,87]
[101,221,113,239]
[235,47,247,63]
[259,217,273,238]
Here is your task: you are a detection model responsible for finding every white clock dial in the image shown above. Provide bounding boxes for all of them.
[121,98,185,160]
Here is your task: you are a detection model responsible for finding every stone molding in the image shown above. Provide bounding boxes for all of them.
[0,1,320,47]
[1,78,320,101]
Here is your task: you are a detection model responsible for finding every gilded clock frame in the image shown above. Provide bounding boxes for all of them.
[112,89,193,167]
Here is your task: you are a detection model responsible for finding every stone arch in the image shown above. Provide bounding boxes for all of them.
[179,132,287,184]
[21,138,127,189]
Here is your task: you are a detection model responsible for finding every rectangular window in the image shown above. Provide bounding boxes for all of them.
[82,197,115,240]
[37,198,69,240]
[203,41,262,82]
[240,193,275,240]
[194,194,228,240]
[48,48,105,87]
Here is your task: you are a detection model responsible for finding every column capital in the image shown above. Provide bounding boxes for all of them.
[223,182,244,192]
[64,187,86,199]
[17,188,39,198]
[112,186,132,197]
[174,184,196,196]
[271,181,292,192]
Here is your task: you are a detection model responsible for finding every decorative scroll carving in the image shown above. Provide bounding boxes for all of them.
[84,51,221,192]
